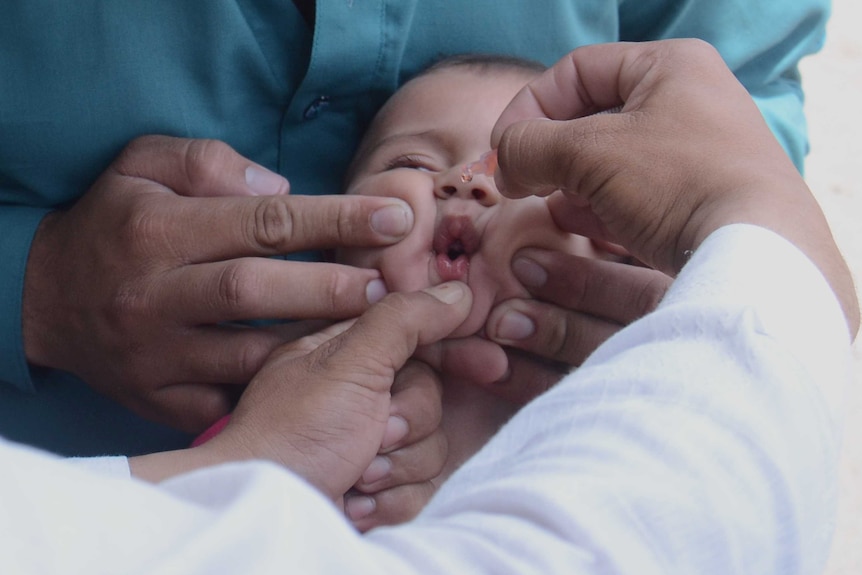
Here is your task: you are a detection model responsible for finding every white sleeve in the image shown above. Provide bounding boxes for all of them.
[65,455,131,478]
[0,224,851,575]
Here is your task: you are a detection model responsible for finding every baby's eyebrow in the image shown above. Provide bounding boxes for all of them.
[371,129,449,152]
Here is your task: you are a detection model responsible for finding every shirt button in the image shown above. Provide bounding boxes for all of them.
[303,95,331,120]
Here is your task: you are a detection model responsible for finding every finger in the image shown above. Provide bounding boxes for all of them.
[155,193,415,263]
[159,259,388,324]
[479,348,570,405]
[415,335,509,386]
[268,281,473,394]
[263,318,334,342]
[354,429,447,493]
[491,108,641,206]
[138,382,238,434]
[115,136,291,197]
[486,298,619,367]
[488,43,638,200]
[492,44,640,134]
[160,325,285,385]
[380,361,444,452]
[508,248,671,324]
[345,481,438,532]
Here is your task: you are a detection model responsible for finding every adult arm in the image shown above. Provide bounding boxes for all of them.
[0,40,854,574]
[481,0,831,398]
[0,183,849,575]
[491,40,859,336]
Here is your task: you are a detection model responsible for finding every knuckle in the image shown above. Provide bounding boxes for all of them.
[428,431,448,474]
[334,200,353,243]
[234,339,270,381]
[249,197,294,251]
[633,273,671,318]
[323,268,358,312]
[215,260,260,311]
[546,314,581,361]
[183,139,233,189]
[117,135,152,164]
[120,198,166,251]
[396,360,441,395]
[109,284,151,327]
[187,395,232,433]
[333,198,369,244]
[377,291,413,316]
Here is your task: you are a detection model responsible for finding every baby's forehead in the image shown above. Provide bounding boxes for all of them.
[348,65,538,183]
[377,65,535,128]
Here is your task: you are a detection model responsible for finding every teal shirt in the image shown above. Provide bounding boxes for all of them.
[0,0,829,455]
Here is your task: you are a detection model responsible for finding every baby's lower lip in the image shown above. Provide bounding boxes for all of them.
[435,252,469,281]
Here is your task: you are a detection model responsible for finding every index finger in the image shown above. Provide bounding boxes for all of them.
[150,192,415,263]
[510,248,671,324]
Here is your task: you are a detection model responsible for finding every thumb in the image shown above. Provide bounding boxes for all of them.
[314,282,473,392]
[493,115,624,241]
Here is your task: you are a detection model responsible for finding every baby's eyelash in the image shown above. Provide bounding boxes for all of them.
[383,155,436,172]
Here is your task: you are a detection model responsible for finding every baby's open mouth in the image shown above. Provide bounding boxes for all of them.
[433,215,480,282]
[446,239,466,260]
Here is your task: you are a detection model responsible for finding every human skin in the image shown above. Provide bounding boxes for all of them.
[340,66,608,343]
[338,65,615,486]
[491,39,859,337]
[339,63,672,407]
[137,37,857,542]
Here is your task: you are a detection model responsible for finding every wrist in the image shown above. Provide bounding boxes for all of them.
[129,442,240,483]
[21,211,65,369]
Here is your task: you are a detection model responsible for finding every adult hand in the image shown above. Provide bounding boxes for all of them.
[191,355,451,532]
[22,135,416,433]
[130,281,472,503]
[345,360,446,531]
[491,39,858,335]
[483,252,671,403]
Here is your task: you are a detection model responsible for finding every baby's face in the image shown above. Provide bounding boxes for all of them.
[341,67,600,337]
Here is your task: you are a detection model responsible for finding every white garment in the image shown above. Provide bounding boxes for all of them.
[0,224,852,575]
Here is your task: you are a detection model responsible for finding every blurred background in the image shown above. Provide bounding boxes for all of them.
[798,0,861,572]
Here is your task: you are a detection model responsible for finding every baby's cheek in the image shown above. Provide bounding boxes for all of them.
[447,259,513,338]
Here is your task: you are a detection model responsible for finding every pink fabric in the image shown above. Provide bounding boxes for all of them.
[191,414,231,447]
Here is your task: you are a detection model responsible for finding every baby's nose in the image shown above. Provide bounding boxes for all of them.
[434,167,499,207]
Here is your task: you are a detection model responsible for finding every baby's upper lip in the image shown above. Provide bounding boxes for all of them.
[433,214,481,260]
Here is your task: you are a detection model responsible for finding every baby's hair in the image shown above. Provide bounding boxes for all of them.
[416,52,547,79]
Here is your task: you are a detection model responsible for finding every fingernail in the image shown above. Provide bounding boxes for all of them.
[423,282,466,304]
[361,456,391,485]
[366,278,388,304]
[345,495,376,521]
[371,202,413,237]
[492,367,512,385]
[494,310,535,341]
[381,415,409,449]
[245,165,289,196]
[512,256,548,288]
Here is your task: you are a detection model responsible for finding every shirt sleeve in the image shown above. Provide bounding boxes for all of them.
[65,456,132,478]
[0,205,49,393]
[619,0,830,171]
[0,224,851,575]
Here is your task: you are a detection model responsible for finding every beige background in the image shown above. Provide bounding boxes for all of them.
[799,0,862,572]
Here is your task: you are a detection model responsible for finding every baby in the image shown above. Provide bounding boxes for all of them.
[195,53,620,499]
[338,53,618,479]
